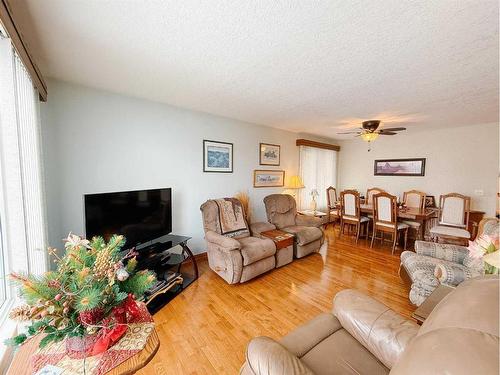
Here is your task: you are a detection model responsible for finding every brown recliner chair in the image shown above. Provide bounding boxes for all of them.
[200,199,277,284]
[241,276,499,375]
[263,194,324,258]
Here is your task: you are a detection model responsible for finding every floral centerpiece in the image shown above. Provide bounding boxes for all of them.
[6,233,156,354]
[468,233,500,275]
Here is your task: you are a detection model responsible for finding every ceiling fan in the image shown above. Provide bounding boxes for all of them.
[337,120,406,151]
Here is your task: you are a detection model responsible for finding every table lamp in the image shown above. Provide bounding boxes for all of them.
[285,175,305,205]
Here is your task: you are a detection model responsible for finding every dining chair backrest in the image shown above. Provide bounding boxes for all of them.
[439,193,470,228]
[340,190,360,219]
[403,190,426,210]
[373,192,397,226]
[326,186,337,209]
[367,187,385,204]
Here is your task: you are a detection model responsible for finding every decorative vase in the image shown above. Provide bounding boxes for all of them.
[310,197,317,213]
[65,334,99,359]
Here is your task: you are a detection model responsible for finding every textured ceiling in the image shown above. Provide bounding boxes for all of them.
[11,0,499,139]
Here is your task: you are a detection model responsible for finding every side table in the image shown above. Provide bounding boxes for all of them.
[261,229,294,267]
[6,328,160,375]
[411,284,454,325]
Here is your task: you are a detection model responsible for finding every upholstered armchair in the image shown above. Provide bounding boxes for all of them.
[241,276,499,375]
[200,199,277,284]
[400,218,499,306]
[263,194,324,258]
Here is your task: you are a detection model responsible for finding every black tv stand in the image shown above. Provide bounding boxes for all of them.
[134,234,199,314]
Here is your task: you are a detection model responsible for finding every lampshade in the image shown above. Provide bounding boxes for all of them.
[360,132,379,142]
[286,175,304,189]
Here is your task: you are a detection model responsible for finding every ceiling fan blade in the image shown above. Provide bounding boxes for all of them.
[378,131,397,135]
[337,131,361,134]
[380,127,406,132]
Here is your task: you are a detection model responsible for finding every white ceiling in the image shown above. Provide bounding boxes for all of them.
[12,0,499,139]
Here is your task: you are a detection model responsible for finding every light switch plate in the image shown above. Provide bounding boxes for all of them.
[474,189,484,196]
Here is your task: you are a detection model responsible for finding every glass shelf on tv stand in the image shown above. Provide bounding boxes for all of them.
[134,234,199,314]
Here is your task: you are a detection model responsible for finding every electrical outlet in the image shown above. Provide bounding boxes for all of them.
[474,189,484,196]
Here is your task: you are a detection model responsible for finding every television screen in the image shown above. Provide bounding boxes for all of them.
[84,188,172,247]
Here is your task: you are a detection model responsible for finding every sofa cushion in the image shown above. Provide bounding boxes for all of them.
[282,225,323,245]
[300,328,389,375]
[239,236,276,266]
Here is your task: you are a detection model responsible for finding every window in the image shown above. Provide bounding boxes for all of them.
[0,35,47,328]
[298,146,338,210]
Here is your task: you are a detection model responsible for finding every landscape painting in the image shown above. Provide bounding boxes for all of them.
[253,170,285,188]
[203,140,233,173]
[259,143,280,166]
[374,158,426,176]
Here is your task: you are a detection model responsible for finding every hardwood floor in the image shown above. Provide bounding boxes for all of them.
[139,227,414,375]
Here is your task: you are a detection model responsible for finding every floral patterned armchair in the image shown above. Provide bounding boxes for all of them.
[400,218,499,306]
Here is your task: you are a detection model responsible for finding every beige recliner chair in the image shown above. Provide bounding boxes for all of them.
[200,199,277,284]
[241,276,499,375]
[263,194,324,258]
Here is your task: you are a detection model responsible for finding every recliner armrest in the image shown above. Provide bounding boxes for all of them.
[243,336,314,375]
[250,222,276,237]
[295,215,323,228]
[333,289,419,369]
[414,241,468,264]
[205,231,241,251]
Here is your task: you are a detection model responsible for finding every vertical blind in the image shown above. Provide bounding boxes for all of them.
[299,146,338,210]
[0,37,47,314]
[13,52,47,275]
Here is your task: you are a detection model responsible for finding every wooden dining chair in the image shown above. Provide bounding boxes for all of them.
[401,190,426,239]
[430,193,471,244]
[326,186,339,229]
[370,192,409,254]
[340,190,370,243]
[366,187,385,205]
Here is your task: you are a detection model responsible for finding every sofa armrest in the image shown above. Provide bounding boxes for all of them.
[434,263,482,287]
[295,214,323,228]
[414,241,468,264]
[250,222,276,237]
[333,289,419,369]
[205,231,241,251]
[243,337,314,375]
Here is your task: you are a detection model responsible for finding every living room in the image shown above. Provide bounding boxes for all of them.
[0,1,498,374]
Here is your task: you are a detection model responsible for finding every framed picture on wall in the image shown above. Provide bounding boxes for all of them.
[259,143,281,166]
[374,158,426,176]
[253,170,285,188]
[203,140,233,173]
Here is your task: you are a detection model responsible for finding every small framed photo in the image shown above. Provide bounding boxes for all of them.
[259,143,280,166]
[203,140,233,173]
[253,170,285,188]
[374,158,426,176]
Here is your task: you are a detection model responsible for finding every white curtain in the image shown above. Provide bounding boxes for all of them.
[299,146,338,211]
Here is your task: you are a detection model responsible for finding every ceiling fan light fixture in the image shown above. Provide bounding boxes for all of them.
[360,132,379,142]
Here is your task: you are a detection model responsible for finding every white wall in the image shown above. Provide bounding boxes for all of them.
[41,80,300,254]
[337,123,499,215]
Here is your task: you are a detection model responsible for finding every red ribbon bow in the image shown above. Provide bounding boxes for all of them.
[90,294,140,355]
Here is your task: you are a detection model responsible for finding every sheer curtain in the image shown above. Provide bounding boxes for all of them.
[298,146,338,211]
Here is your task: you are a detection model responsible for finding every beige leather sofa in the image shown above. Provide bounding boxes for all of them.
[200,199,276,284]
[241,276,499,375]
[263,194,324,258]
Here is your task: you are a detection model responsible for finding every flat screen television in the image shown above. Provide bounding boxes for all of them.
[84,188,172,248]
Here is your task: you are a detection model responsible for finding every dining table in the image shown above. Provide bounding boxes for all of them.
[335,202,437,240]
